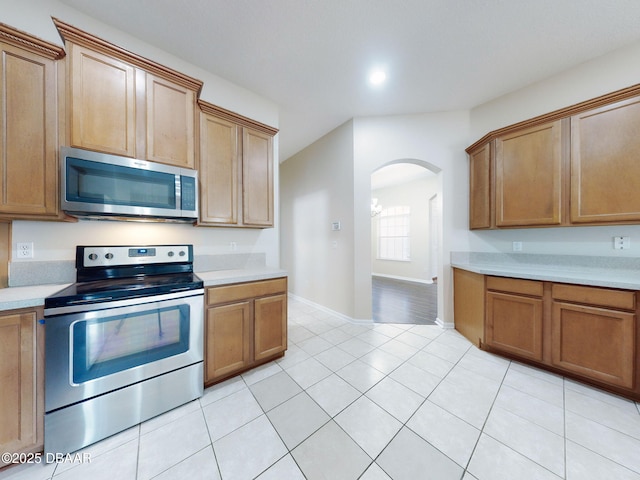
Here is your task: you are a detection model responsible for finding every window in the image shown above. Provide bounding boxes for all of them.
[377,206,410,261]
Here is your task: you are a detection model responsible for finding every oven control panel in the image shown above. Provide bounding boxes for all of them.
[80,245,192,267]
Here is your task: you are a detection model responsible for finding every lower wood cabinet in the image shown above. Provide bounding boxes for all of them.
[486,277,544,362]
[0,307,43,466]
[455,272,640,400]
[204,278,287,385]
[551,284,636,389]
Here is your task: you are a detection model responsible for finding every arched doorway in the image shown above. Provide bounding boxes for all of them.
[370,160,442,324]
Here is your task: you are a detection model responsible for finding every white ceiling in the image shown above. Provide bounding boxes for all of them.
[60,0,640,161]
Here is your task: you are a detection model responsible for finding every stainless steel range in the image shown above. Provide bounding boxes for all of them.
[44,245,204,454]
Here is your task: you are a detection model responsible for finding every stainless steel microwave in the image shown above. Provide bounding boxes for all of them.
[61,147,198,222]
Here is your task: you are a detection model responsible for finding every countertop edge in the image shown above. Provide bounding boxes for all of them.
[0,269,289,312]
[451,262,640,291]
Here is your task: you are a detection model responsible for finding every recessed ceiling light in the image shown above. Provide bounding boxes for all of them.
[369,69,387,86]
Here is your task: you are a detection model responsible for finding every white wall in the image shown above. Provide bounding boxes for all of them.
[353,112,470,325]
[3,0,281,267]
[371,175,439,283]
[280,121,355,316]
[468,37,640,258]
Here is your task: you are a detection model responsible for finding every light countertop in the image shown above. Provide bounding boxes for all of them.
[451,252,640,290]
[0,268,287,312]
[0,283,70,311]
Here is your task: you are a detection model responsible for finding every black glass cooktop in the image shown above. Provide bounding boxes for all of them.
[45,272,203,310]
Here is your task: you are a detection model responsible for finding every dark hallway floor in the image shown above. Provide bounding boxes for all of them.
[372,276,437,325]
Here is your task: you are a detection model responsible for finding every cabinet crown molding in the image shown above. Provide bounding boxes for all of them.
[0,22,65,59]
[466,82,640,153]
[198,100,278,136]
[52,17,203,95]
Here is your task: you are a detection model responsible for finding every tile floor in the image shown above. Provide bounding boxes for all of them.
[3,296,640,480]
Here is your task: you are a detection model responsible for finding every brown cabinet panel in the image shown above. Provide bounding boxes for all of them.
[207,278,287,306]
[254,294,287,361]
[198,113,239,224]
[205,278,288,385]
[0,309,42,464]
[146,74,195,168]
[0,43,58,217]
[486,291,543,361]
[552,283,635,311]
[495,121,563,227]
[198,105,275,228]
[551,302,635,388]
[453,268,485,346]
[571,97,640,224]
[68,43,136,157]
[205,301,252,382]
[468,142,492,229]
[486,276,544,297]
[242,128,274,227]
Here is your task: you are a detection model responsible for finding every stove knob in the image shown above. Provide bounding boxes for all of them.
[168,251,174,257]
[88,253,98,261]
[179,250,186,257]
[105,253,114,260]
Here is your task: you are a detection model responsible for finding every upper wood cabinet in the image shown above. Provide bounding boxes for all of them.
[495,120,565,227]
[467,84,640,229]
[198,101,278,228]
[54,18,201,168]
[0,24,64,220]
[571,96,640,224]
[468,142,493,229]
[67,43,136,157]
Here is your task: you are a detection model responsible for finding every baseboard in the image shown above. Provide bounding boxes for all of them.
[372,273,434,285]
[287,293,373,324]
[435,317,454,329]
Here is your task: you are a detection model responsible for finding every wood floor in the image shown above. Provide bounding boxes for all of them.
[372,276,437,325]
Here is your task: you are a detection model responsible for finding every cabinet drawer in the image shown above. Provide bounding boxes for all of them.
[486,276,543,297]
[207,278,287,306]
[552,284,635,311]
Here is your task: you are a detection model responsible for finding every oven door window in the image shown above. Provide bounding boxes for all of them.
[72,304,190,383]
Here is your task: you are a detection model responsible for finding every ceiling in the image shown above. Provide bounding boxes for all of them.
[60,0,640,161]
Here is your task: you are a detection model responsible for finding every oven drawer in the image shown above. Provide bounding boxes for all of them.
[206,278,287,306]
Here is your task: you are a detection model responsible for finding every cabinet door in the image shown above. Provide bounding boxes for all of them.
[571,97,640,224]
[69,43,136,157]
[0,43,58,217]
[198,113,239,225]
[468,142,492,229]
[205,301,252,382]
[242,128,274,227]
[453,269,485,346]
[486,291,543,361]
[495,120,563,227]
[551,302,635,388]
[0,310,38,462]
[146,74,195,168]
[254,294,288,361]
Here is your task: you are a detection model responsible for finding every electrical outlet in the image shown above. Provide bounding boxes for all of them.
[512,241,523,252]
[17,242,34,259]
[613,236,631,250]
[229,242,237,251]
